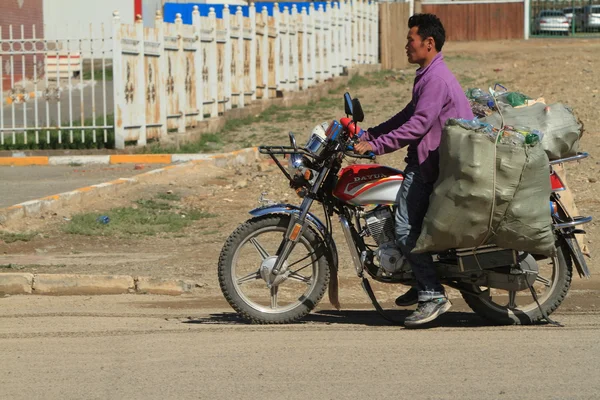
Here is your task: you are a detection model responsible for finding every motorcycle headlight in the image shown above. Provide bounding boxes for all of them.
[304,121,329,157]
[305,133,327,157]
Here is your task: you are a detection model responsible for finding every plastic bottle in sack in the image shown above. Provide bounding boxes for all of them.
[496,92,531,107]
[452,117,481,130]
[494,126,525,146]
[525,129,544,145]
[466,88,495,108]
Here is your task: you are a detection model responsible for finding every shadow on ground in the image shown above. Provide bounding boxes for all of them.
[183,309,505,328]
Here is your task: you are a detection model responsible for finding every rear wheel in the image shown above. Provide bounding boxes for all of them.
[218,215,330,324]
[462,246,572,325]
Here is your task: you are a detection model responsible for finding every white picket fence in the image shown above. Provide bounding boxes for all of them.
[0,0,379,149]
[114,1,379,148]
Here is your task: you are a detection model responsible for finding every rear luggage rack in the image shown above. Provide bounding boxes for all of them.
[553,215,593,229]
[549,152,588,165]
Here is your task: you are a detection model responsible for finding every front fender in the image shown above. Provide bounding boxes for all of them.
[249,203,338,265]
[250,204,327,236]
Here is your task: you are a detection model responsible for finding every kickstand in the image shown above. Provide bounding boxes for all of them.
[528,285,563,327]
[361,277,404,324]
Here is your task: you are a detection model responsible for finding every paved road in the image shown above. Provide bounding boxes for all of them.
[0,164,166,208]
[1,80,114,128]
[1,294,599,400]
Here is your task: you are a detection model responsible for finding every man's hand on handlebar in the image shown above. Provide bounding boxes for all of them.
[354,141,374,155]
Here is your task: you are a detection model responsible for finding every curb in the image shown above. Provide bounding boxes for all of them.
[0,273,200,296]
[0,152,250,166]
[0,147,259,225]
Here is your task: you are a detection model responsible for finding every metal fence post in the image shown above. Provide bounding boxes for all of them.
[524,0,530,40]
[112,11,125,149]
[192,6,204,122]
[249,3,257,101]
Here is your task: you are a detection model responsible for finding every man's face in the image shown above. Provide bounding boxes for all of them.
[405,26,433,66]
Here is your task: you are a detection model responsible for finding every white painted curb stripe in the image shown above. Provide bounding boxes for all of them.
[48,155,112,165]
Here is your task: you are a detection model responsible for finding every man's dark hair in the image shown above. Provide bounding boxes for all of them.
[408,13,446,52]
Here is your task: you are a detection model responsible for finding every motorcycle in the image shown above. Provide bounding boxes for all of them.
[218,92,592,325]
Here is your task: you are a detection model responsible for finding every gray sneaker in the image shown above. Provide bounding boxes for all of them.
[404,298,452,327]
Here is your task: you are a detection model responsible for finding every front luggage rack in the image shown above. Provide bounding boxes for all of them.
[259,145,313,157]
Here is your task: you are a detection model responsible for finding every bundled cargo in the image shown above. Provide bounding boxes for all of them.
[465,85,583,160]
[482,102,582,160]
[414,121,556,256]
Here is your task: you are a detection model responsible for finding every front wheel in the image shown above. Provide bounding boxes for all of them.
[218,215,330,324]
[462,245,572,325]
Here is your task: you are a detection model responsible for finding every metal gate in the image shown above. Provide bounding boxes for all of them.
[0,22,114,148]
[530,0,600,37]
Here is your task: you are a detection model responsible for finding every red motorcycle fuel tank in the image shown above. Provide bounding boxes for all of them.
[333,164,404,206]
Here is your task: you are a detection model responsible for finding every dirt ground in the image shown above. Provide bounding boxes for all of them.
[1,39,599,306]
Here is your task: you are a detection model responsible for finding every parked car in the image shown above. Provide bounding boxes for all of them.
[563,6,584,31]
[582,5,600,31]
[533,10,570,34]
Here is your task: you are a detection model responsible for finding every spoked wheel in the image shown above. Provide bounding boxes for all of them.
[462,246,572,325]
[218,215,330,324]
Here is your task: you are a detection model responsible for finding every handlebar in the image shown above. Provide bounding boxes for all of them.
[346,145,376,160]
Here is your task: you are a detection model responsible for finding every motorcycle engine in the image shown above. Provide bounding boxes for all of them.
[364,207,409,276]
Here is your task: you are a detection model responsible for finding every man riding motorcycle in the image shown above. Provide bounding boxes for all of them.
[354,13,475,327]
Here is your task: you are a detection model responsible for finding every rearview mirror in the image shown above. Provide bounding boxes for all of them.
[344,92,353,116]
[352,98,364,123]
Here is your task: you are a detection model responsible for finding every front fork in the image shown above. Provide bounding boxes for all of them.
[269,166,330,287]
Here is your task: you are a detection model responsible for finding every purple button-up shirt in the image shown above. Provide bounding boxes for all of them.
[362,53,474,183]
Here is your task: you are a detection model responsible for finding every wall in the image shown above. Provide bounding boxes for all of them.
[42,0,135,53]
[1,0,44,89]
[421,1,525,41]
[379,2,410,70]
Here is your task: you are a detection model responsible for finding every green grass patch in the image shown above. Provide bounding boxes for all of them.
[64,196,216,237]
[139,94,344,153]
[457,74,477,87]
[444,55,477,62]
[0,264,24,270]
[156,192,181,201]
[82,66,113,81]
[347,73,372,89]
[0,114,115,150]
[0,232,37,243]
[0,263,65,270]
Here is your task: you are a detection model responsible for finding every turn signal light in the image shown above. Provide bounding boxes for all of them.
[289,223,303,241]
